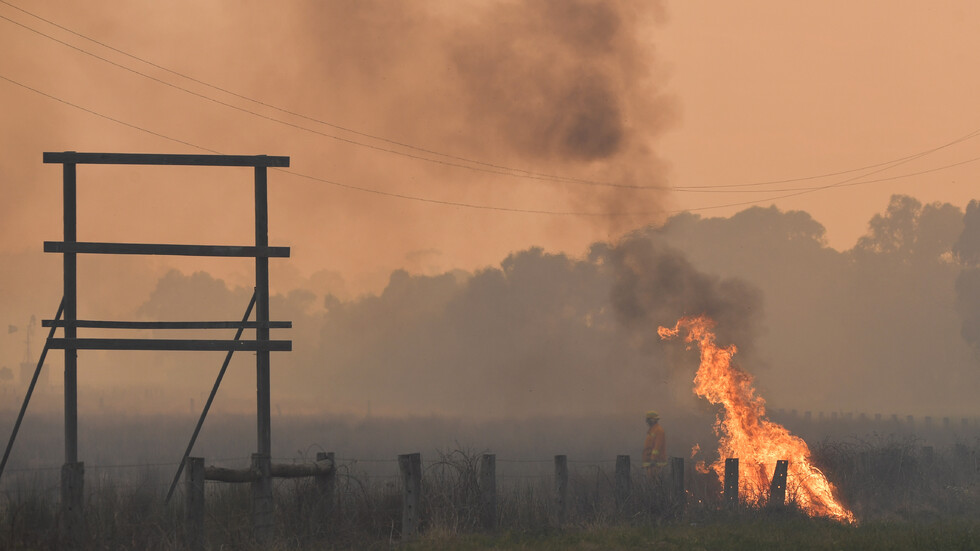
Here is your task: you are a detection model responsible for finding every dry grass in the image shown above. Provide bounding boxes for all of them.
[1,438,979,549]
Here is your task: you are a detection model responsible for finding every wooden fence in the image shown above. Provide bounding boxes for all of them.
[394,453,789,538]
[180,452,794,546]
[182,452,335,550]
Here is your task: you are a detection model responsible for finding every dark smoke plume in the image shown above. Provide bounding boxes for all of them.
[446,0,674,230]
[602,234,764,357]
[297,0,674,234]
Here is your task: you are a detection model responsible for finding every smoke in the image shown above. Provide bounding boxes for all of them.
[601,234,763,357]
[5,195,980,422]
[92,233,764,419]
[293,0,675,237]
[655,198,977,414]
[445,0,674,229]
[448,1,669,161]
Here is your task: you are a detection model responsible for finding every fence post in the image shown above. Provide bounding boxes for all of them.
[251,453,273,543]
[185,457,205,551]
[60,461,84,548]
[315,451,335,519]
[724,458,738,510]
[614,455,631,510]
[669,457,685,507]
[769,460,788,508]
[479,454,497,531]
[554,455,568,526]
[398,453,422,539]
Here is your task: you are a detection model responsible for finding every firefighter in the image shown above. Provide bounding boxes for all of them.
[642,410,666,475]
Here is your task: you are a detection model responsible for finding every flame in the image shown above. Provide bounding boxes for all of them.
[659,314,855,523]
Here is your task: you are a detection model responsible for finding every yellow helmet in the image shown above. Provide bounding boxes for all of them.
[646,410,659,420]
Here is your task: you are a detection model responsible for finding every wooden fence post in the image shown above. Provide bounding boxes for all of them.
[185,457,205,551]
[60,461,84,548]
[251,453,273,543]
[315,451,335,519]
[479,454,497,530]
[398,453,422,539]
[769,460,788,508]
[724,458,738,510]
[669,457,685,507]
[614,455,631,510]
[554,455,568,526]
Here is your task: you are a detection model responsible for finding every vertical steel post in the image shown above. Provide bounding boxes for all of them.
[63,159,77,464]
[669,457,685,509]
[61,158,84,545]
[769,459,788,507]
[554,455,568,526]
[185,457,205,551]
[479,454,497,530]
[251,453,273,542]
[254,164,271,457]
[60,461,84,546]
[724,458,739,509]
[399,453,422,539]
[614,454,631,511]
[316,451,336,520]
[253,165,273,543]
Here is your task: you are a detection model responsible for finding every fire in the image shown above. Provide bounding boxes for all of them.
[658,314,855,523]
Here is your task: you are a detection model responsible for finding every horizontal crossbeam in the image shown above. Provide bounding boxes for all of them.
[44,241,290,258]
[204,460,335,483]
[46,338,291,351]
[42,320,291,329]
[43,152,289,167]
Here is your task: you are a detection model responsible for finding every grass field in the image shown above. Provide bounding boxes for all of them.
[400,516,980,551]
[2,414,980,549]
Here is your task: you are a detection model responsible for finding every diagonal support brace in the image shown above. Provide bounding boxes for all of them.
[165,291,258,503]
[0,298,65,483]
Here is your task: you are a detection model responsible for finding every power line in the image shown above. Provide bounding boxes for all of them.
[2,0,978,196]
[0,7,663,191]
[0,71,973,217]
[0,72,631,216]
[0,0,630,190]
[678,155,980,194]
[675,128,980,191]
[0,73,218,154]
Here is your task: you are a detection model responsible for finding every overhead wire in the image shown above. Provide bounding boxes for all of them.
[0,0,630,190]
[0,73,218,154]
[1,3,978,215]
[693,132,980,209]
[678,154,980,194]
[676,128,980,191]
[0,8,662,191]
[1,0,979,196]
[0,72,622,216]
[1,70,976,217]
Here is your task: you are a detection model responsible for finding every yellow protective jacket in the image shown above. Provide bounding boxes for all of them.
[642,423,666,468]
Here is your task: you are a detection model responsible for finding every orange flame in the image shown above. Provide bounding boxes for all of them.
[659,314,855,523]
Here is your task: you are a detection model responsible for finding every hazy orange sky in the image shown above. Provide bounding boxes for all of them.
[1,0,979,295]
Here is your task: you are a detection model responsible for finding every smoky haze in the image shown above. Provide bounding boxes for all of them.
[4,2,980,470]
[0,0,674,300]
[5,195,979,426]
